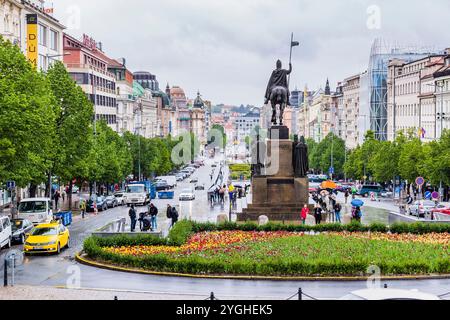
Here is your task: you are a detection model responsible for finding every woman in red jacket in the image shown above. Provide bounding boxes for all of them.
[301,204,309,225]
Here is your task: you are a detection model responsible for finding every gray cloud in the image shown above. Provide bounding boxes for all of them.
[53,0,450,106]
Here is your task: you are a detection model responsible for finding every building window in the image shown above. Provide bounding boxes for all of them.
[38,24,47,46]
[49,29,58,51]
[38,54,47,71]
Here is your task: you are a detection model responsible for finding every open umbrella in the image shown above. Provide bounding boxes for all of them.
[321,180,338,190]
[351,199,365,207]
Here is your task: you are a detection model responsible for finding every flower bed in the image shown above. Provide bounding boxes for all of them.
[83,221,450,277]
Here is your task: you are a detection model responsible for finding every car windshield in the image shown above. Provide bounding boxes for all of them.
[18,201,46,213]
[31,227,57,236]
[126,186,145,193]
[12,220,23,232]
[114,194,123,197]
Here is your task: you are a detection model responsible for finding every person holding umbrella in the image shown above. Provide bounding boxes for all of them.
[351,199,364,222]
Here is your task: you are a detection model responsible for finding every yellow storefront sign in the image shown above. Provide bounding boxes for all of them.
[26,14,38,68]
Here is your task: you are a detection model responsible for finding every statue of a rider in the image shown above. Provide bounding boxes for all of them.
[264,60,292,106]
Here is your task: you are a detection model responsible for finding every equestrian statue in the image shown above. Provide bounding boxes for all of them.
[264,60,292,126]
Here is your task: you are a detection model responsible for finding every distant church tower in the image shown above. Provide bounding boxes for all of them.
[166,83,171,99]
[325,79,331,96]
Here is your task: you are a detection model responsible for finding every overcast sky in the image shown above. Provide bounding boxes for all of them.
[51,0,450,106]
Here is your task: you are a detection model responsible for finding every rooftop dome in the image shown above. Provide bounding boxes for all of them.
[170,86,186,98]
[193,91,204,109]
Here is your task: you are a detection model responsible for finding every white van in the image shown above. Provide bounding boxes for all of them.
[18,198,53,225]
[0,216,12,249]
[155,176,177,189]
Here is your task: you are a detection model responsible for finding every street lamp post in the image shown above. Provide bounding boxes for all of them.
[436,80,446,202]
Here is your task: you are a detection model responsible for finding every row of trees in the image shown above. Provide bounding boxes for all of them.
[0,37,195,208]
[305,127,450,189]
[344,130,450,187]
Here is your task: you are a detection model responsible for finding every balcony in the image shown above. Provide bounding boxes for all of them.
[65,63,116,79]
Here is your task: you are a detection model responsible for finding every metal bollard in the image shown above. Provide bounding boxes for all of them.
[210,292,215,300]
[3,257,7,287]
[298,288,303,301]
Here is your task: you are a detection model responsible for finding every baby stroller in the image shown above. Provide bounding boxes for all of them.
[141,216,152,232]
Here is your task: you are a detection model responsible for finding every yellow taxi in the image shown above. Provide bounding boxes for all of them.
[24,221,70,255]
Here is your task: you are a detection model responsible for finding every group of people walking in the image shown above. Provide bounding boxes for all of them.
[304,191,345,225]
[128,203,179,232]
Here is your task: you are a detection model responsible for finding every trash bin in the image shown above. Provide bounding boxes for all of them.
[158,191,175,200]
[53,211,72,226]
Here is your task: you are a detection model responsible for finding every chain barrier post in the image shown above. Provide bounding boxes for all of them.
[298,288,303,301]
[3,257,7,287]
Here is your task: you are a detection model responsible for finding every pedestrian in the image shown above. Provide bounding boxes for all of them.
[166,204,173,224]
[139,210,147,231]
[301,204,309,225]
[54,190,60,210]
[149,203,158,231]
[314,203,322,225]
[219,185,225,204]
[62,189,66,203]
[80,199,86,219]
[129,205,137,232]
[171,206,179,227]
[334,202,342,224]
[344,189,349,204]
[228,184,235,205]
[351,206,362,223]
[93,199,98,215]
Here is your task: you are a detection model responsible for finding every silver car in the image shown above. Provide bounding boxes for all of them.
[408,200,445,218]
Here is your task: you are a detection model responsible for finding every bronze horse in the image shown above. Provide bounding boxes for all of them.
[269,86,288,126]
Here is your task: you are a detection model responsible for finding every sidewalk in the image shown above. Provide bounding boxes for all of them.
[0,285,206,300]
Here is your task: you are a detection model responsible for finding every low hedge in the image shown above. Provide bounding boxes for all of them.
[190,221,450,234]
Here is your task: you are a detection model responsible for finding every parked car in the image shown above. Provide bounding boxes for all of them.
[87,196,108,212]
[408,200,446,218]
[179,188,195,201]
[340,289,440,300]
[11,219,34,244]
[175,174,184,182]
[0,216,12,250]
[155,181,170,191]
[190,178,199,184]
[113,192,125,206]
[105,195,119,208]
[155,176,177,188]
[357,185,384,197]
[195,184,205,191]
[24,221,70,255]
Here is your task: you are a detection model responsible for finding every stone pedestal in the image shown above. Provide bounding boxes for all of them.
[241,126,309,222]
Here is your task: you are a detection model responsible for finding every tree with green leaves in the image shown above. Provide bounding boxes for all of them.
[46,61,94,207]
[306,134,345,177]
[423,130,450,187]
[0,36,56,189]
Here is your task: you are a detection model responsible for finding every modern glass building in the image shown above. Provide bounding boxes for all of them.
[368,38,440,140]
